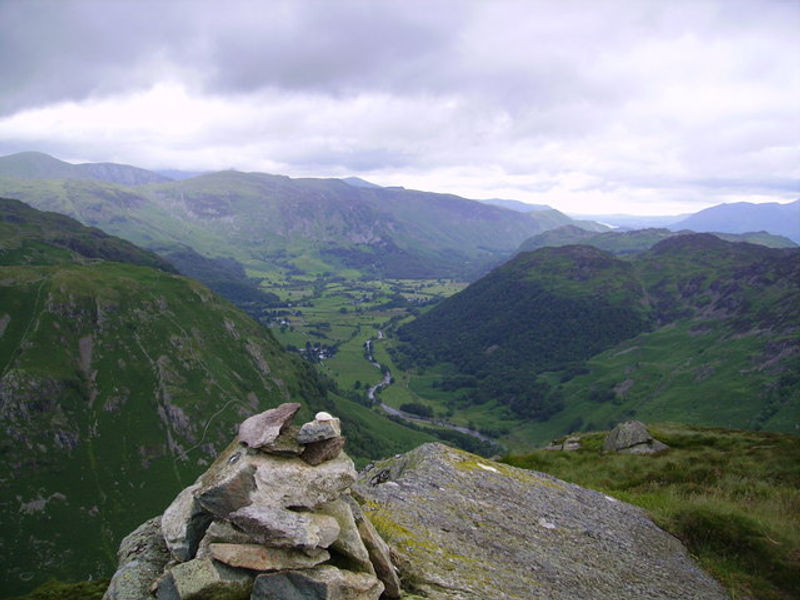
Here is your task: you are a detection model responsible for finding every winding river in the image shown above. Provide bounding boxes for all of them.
[363,334,491,442]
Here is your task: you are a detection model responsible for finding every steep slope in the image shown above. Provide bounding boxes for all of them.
[672,199,800,243]
[0,197,178,272]
[393,235,800,440]
[0,199,434,596]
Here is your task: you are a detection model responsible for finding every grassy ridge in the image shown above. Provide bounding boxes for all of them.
[504,424,800,600]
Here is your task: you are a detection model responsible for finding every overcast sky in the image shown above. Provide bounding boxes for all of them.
[0,0,798,215]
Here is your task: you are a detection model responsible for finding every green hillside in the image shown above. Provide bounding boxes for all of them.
[504,424,800,600]
[391,235,800,447]
[0,198,435,597]
[394,246,649,420]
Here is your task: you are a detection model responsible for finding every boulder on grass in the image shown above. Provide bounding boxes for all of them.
[603,421,669,454]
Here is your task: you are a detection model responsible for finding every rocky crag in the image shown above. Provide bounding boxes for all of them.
[103,403,400,600]
[105,407,727,600]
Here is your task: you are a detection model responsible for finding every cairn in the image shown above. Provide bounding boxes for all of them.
[104,403,400,600]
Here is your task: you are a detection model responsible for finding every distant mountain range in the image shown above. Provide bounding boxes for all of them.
[671,200,800,243]
[0,151,603,283]
[0,151,171,185]
[517,225,797,256]
[574,200,799,243]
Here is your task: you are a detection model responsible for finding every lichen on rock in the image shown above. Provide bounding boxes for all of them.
[354,442,727,600]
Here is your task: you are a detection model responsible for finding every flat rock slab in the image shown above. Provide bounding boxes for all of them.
[239,402,301,448]
[354,443,728,600]
[209,542,329,571]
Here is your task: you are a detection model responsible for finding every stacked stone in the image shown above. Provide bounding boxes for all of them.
[106,403,401,600]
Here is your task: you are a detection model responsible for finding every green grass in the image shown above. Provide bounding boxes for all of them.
[5,579,109,600]
[503,424,800,600]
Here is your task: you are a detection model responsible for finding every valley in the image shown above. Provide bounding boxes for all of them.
[0,152,798,598]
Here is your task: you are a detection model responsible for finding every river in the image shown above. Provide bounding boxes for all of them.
[363,334,491,442]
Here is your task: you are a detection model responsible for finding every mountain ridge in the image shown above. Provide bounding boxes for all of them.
[0,152,605,281]
[0,151,172,185]
[517,225,797,255]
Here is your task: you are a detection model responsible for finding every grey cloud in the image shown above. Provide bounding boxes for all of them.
[1,0,798,215]
[0,0,198,114]
[3,0,796,116]
[199,2,457,95]
[0,0,463,115]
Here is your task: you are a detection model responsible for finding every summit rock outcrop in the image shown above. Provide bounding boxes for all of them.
[354,443,728,600]
[104,409,728,600]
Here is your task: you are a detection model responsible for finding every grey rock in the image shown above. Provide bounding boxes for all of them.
[229,503,341,550]
[251,565,383,600]
[318,498,374,574]
[196,519,260,558]
[344,496,402,598]
[260,424,304,456]
[155,557,253,600]
[354,443,727,600]
[209,542,329,571]
[239,402,301,448]
[247,450,357,510]
[102,516,171,600]
[105,414,399,600]
[161,482,213,562]
[543,436,582,451]
[195,441,258,519]
[196,437,357,519]
[604,420,669,454]
[301,436,346,465]
[297,417,342,443]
